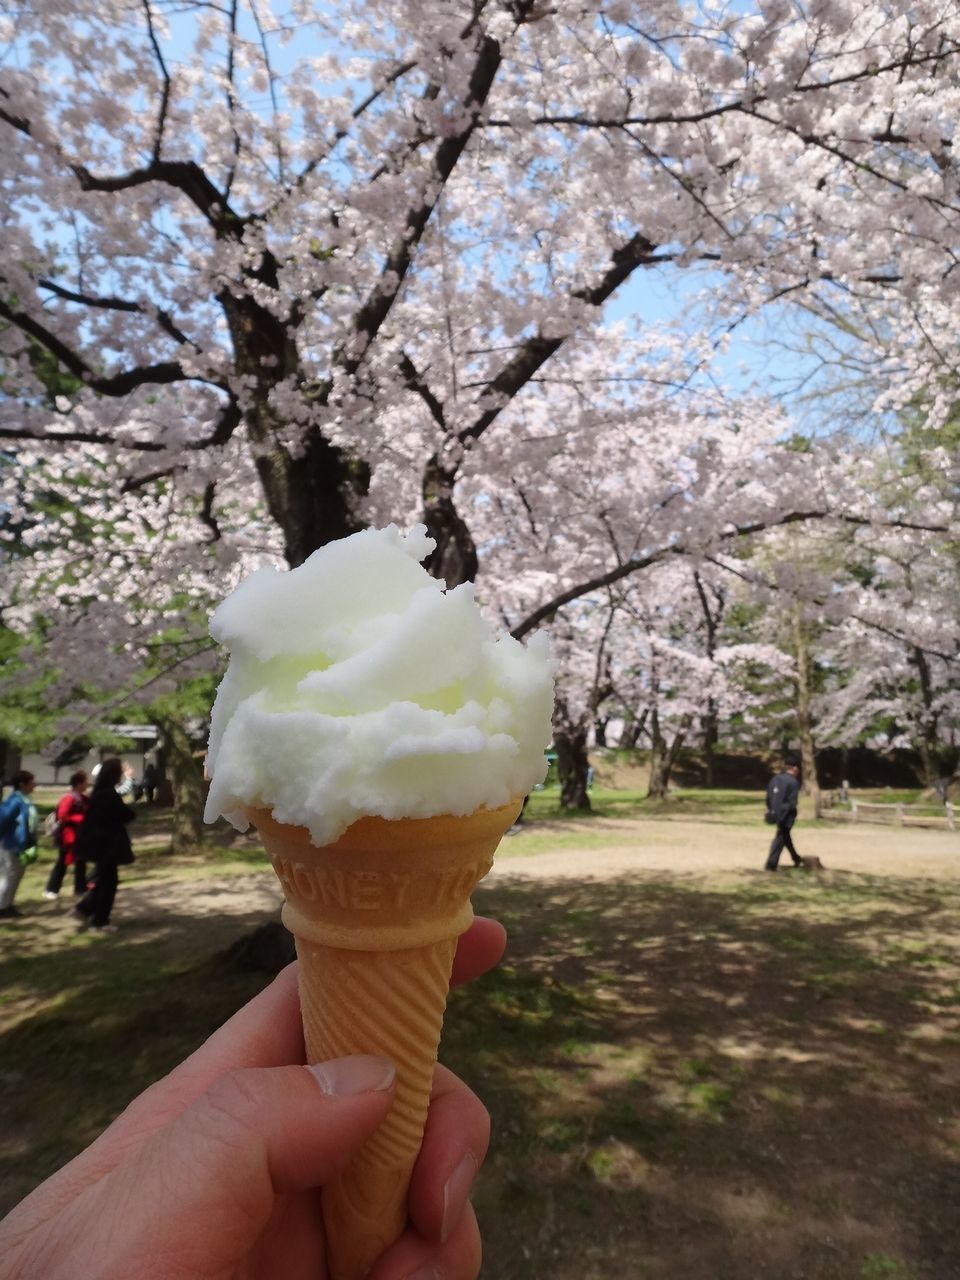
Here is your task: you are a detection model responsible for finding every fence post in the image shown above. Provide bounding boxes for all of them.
[895,803,904,826]
[851,799,858,822]
[947,802,956,833]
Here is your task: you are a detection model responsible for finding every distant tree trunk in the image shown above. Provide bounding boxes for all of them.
[792,610,822,817]
[910,646,943,790]
[647,708,667,799]
[0,738,17,786]
[619,708,647,750]
[915,742,939,791]
[157,718,205,852]
[647,711,691,799]
[554,697,590,811]
[594,716,609,748]
[153,745,174,807]
[701,698,719,787]
[692,573,725,791]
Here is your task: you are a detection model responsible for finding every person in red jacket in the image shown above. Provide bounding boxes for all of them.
[43,769,90,900]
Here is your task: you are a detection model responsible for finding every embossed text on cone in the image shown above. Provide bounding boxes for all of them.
[250,800,520,1280]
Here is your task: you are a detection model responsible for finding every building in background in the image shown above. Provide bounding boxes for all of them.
[17,725,158,786]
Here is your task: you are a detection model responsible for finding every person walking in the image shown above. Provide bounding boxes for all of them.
[141,759,158,804]
[74,757,135,934]
[43,769,91,900]
[0,770,39,919]
[764,752,803,871]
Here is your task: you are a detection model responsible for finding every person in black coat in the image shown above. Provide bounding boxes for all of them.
[764,752,803,871]
[74,757,135,933]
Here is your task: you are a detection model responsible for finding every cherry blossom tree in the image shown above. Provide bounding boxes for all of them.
[557,562,789,800]
[812,523,960,789]
[2,0,959,584]
[710,436,960,795]
[3,0,960,825]
[0,414,277,838]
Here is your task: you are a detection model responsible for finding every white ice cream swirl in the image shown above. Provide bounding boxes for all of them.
[204,525,554,845]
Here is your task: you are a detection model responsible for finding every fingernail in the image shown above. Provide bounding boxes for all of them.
[308,1055,396,1096]
[440,1150,478,1243]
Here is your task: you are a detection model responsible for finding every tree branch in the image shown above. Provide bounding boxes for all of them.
[461,229,660,444]
[398,352,447,428]
[0,297,207,396]
[1,47,236,230]
[2,396,241,465]
[483,45,959,135]
[0,425,165,451]
[199,480,221,542]
[340,32,504,374]
[706,553,958,664]
[37,278,196,349]
[0,85,31,134]
[71,158,233,227]
[141,0,173,166]
[510,509,951,639]
[222,0,242,200]
[511,547,681,639]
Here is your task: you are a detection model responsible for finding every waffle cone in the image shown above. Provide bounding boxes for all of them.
[250,799,521,1280]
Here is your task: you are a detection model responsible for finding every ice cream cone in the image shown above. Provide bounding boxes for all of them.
[250,798,521,1280]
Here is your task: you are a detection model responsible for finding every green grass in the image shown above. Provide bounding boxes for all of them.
[524,786,770,824]
[859,1254,916,1280]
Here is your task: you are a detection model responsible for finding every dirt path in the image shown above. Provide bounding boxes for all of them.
[20,815,959,957]
[16,867,283,959]
[493,816,960,881]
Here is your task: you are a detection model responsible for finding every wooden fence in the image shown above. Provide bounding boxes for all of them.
[821,795,956,832]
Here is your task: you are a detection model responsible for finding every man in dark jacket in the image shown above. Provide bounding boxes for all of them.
[765,753,803,871]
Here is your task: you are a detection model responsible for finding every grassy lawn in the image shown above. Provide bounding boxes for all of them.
[458,868,960,1279]
[2,800,958,1279]
[526,785,769,822]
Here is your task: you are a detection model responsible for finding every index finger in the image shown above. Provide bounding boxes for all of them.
[450,915,507,987]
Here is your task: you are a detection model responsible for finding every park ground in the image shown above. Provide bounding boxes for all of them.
[1,790,959,1279]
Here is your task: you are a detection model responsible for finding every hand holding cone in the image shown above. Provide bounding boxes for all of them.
[251,798,521,1280]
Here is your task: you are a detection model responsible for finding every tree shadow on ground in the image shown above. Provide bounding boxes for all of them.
[0,880,281,1211]
[445,871,960,1280]
[1,867,958,1280]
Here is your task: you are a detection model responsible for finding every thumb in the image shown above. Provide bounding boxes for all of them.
[82,1056,396,1277]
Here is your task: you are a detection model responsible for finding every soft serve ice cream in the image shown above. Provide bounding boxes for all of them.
[205,523,553,1279]
[204,524,554,844]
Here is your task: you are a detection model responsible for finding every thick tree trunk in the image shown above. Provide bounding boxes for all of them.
[792,610,822,818]
[255,425,371,567]
[422,454,478,588]
[223,291,370,568]
[157,718,206,853]
[554,699,591,811]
